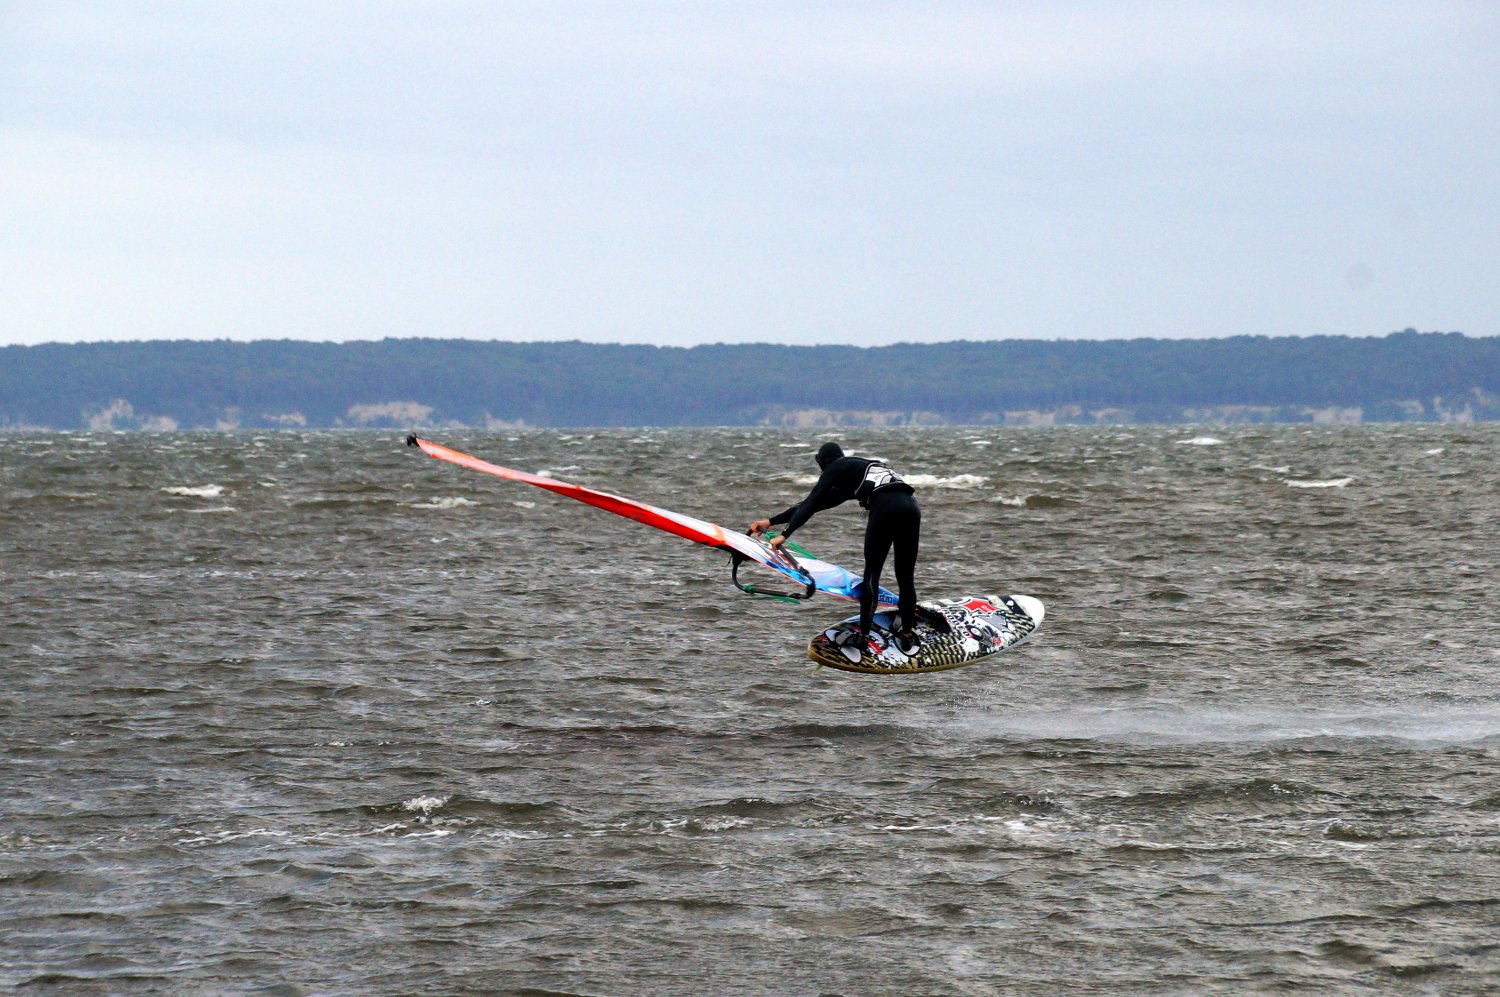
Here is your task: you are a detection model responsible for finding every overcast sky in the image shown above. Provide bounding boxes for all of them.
[1,2,1495,347]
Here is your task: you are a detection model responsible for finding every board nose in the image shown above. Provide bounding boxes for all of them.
[1011,594,1045,625]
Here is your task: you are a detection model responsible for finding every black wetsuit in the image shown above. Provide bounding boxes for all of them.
[770,452,921,637]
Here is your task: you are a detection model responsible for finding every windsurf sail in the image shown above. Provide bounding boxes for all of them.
[406,435,897,607]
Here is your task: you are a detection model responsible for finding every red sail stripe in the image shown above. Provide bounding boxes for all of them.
[410,437,800,572]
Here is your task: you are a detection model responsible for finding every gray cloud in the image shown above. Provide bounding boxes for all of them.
[1,2,1495,346]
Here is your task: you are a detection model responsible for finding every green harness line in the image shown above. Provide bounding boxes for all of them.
[772,533,813,559]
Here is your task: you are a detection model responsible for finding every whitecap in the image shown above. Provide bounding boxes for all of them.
[403,794,449,815]
[1424,448,1445,456]
[411,496,480,509]
[512,500,537,509]
[1286,477,1354,489]
[904,473,988,489]
[1177,437,1225,446]
[176,827,291,847]
[792,471,987,489]
[183,505,237,514]
[163,484,225,498]
[650,815,752,834]
[993,495,1028,507]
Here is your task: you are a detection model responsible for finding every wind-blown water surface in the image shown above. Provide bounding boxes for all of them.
[3,426,1497,994]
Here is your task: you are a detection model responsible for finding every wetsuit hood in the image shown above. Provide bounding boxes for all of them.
[815,442,845,470]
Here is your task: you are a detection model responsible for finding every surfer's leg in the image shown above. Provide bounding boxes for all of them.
[860,505,895,636]
[893,497,921,630]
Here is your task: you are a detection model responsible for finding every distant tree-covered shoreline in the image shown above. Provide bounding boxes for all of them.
[2,331,1496,430]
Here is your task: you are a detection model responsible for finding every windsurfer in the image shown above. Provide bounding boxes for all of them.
[750,442,922,654]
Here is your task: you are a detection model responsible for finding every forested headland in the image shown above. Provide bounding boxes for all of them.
[2,330,1497,430]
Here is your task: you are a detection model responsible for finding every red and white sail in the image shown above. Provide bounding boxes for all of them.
[408,436,897,607]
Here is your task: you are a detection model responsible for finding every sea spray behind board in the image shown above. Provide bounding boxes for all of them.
[2,425,1499,994]
[949,701,1500,746]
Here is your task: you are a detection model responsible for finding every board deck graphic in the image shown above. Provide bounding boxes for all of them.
[808,595,1045,674]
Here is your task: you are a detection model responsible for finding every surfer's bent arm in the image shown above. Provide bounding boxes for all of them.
[755,456,860,540]
[749,506,792,535]
[767,504,800,527]
[779,473,841,540]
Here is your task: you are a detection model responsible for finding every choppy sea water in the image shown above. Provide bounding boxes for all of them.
[2,425,1498,996]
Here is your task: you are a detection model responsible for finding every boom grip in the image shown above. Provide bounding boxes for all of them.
[730,551,816,601]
